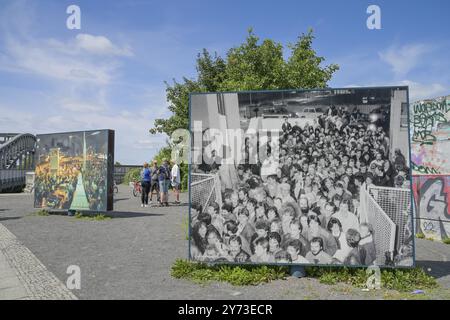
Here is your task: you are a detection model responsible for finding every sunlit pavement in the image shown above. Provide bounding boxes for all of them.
[0,186,449,300]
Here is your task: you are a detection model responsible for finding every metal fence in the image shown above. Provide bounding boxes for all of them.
[360,185,397,265]
[0,169,27,192]
[191,173,222,213]
[368,185,411,251]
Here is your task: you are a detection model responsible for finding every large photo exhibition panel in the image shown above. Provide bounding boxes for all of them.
[34,129,114,212]
[189,87,414,267]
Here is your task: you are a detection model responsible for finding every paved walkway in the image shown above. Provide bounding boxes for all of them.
[0,223,77,300]
[0,246,28,299]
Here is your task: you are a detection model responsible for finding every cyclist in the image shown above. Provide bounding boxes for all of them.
[140,162,151,207]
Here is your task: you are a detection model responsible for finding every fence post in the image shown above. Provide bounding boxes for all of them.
[290,265,306,278]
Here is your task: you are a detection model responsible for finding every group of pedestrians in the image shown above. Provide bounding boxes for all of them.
[140,158,180,207]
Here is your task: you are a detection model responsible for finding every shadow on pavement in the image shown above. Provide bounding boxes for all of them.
[0,208,10,212]
[154,202,189,207]
[417,260,450,279]
[113,197,131,203]
[108,211,165,218]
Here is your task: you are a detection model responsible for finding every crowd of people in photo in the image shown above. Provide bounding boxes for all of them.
[191,104,413,266]
[82,147,109,210]
[34,157,81,209]
[35,146,109,210]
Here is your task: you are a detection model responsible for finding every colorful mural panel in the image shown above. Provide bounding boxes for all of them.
[34,130,115,212]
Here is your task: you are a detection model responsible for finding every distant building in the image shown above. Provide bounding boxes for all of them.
[114,164,141,184]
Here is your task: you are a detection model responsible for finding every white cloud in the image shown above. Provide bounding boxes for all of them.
[0,102,167,163]
[57,87,108,113]
[397,80,448,102]
[340,80,448,102]
[379,44,432,77]
[75,34,133,57]
[0,3,132,85]
[0,1,169,163]
[1,35,117,84]
[59,100,106,113]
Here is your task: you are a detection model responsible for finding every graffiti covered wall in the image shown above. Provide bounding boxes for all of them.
[410,94,450,240]
[412,176,450,240]
[411,95,450,175]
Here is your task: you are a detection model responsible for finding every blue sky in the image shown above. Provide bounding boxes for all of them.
[0,0,448,163]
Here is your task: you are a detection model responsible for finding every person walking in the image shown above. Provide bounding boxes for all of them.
[171,159,181,204]
[158,158,171,206]
[140,162,151,208]
[150,160,160,204]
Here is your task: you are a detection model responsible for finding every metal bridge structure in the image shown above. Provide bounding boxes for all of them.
[0,133,36,192]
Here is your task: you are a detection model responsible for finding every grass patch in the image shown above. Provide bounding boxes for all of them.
[74,212,111,221]
[171,259,288,286]
[443,237,450,245]
[182,216,189,240]
[416,233,440,242]
[32,209,50,216]
[172,259,438,292]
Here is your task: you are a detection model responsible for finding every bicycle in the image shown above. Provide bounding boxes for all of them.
[132,180,142,197]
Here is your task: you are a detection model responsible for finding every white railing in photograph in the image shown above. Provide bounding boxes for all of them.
[191,172,222,213]
[368,185,411,252]
[360,185,397,265]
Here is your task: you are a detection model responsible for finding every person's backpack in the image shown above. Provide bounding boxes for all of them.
[165,166,171,180]
[151,167,158,180]
[159,165,170,180]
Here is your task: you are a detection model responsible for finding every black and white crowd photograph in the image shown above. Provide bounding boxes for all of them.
[190,87,414,267]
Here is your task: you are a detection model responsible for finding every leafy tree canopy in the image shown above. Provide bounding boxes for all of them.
[150,28,339,137]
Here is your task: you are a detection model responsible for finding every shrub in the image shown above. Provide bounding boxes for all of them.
[171,259,288,286]
[172,259,438,292]
[305,266,438,292]
[34,209,49,216]
[74,212,111,221]
[123,168,141,185]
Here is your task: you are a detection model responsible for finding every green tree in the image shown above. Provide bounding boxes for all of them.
[150,28,338,136]
[123,168,141,185]
[152,146,172,164]
[285,29,339,88]
[149,28,339,190]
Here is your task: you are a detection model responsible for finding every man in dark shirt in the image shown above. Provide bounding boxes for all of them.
[150,160,160,203]
[229,235,250,263]
[282,118,292,133]
[158,159,171,206]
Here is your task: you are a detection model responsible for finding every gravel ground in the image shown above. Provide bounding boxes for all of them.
[0,186,449,300]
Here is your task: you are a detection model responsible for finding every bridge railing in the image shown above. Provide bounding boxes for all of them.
[0,169,27,192]
[0,169,27,179]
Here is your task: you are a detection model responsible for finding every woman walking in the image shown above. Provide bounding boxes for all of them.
[140,162,151,208]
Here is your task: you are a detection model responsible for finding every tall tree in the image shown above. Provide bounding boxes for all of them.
[150,28,339,137]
